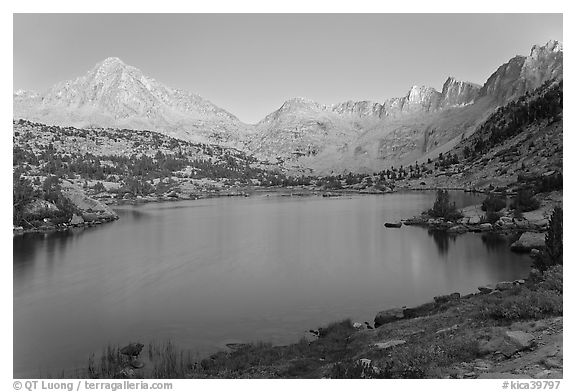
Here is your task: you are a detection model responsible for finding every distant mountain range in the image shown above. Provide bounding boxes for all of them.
[13,57,248,146]
[14,41,563,174]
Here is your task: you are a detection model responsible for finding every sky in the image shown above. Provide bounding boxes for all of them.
[13,13,562,124]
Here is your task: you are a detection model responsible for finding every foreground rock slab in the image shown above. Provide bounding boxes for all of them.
[511,232,546,252]
[373,340,406,350]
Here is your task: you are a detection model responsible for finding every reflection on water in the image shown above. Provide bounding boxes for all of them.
[481,232,518,253]
[427,230,457,255]
[13,192,532,378]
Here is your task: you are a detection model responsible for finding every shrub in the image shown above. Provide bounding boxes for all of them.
[481,193,507,212]
[318,319,354,338]
[540,265,563,293]
[13,173,36,225]
[92,182,106,193]
[428,190,463,221]
[479,289,562,321]
[536,172,563,193]
[511,189,540,212]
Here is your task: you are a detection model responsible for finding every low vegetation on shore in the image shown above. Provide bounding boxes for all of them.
[75,264,561,379]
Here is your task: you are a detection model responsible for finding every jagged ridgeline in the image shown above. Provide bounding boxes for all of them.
[14,41,563,174]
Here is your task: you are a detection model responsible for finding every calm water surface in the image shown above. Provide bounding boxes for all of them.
[13,192,531,377]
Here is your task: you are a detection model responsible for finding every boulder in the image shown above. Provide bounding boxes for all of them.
[120,343,144,357]
[70,214,84,225]
[472,359,493,372]
[505,331,535,350]
[373,340,406,349]
[478,285,495,294]
[542,358,562,369]
[130,359,144,369]
[374,308,405,327]
[461,205,484,225]
[499,216,514,224]
[479,329,536,357]
[352,322,364,330]
[434,292,460,304]
[303,332,319,343]
[469,216,482,225]
[225,343,250,351]
[495,216,515,229]
[523,208,551,229]
[511,232,546,252]
[479,223,493,231]
[60,181,118,220]
[514,220,533,230]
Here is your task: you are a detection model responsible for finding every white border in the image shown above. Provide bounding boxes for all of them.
[2,2,572,392]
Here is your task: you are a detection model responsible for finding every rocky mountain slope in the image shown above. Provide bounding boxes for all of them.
[397,80,563,192]
[247,41,562,173]
[13,57,250,146]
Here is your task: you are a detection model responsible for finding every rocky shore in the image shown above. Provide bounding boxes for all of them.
[13,180,119,236]
[401,191,561,253]
[83,263,562,379]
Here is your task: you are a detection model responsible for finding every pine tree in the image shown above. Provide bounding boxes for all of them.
[534,206,563,272]
[546,207,563,265]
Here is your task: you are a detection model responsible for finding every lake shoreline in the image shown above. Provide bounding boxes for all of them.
[12,185,403,236]
[77,265,562,379]
[12,184,500,237]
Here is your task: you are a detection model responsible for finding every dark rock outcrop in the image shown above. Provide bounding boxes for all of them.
[374,308,406,327]
[120,343,144,357]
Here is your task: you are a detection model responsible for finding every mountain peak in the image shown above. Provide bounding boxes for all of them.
[98,57,126,67]
[440,77,480,107]
[530,40,563,57]
[479,41,563,103]
[279,97,325,111]
[92,57,132,78]
[405,85,439,104]
[14,56,243,141]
